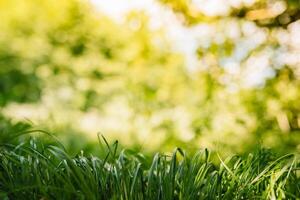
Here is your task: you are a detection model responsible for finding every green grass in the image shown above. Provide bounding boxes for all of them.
[0,133,299,200]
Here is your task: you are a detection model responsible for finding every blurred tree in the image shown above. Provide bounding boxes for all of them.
[159,0,300,154]
[0,0,299,154]
[160,0,300,27]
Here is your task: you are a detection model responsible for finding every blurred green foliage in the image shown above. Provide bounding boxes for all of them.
[0,0,299,155]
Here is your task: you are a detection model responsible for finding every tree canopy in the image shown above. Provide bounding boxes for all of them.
[0,0,299,155]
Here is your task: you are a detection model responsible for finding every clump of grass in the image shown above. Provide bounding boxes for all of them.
[0,134,299,199]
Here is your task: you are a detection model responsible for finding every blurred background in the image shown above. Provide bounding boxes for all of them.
[0,0,300,155]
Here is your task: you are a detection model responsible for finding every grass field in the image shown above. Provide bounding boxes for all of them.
[0,131,299,200]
